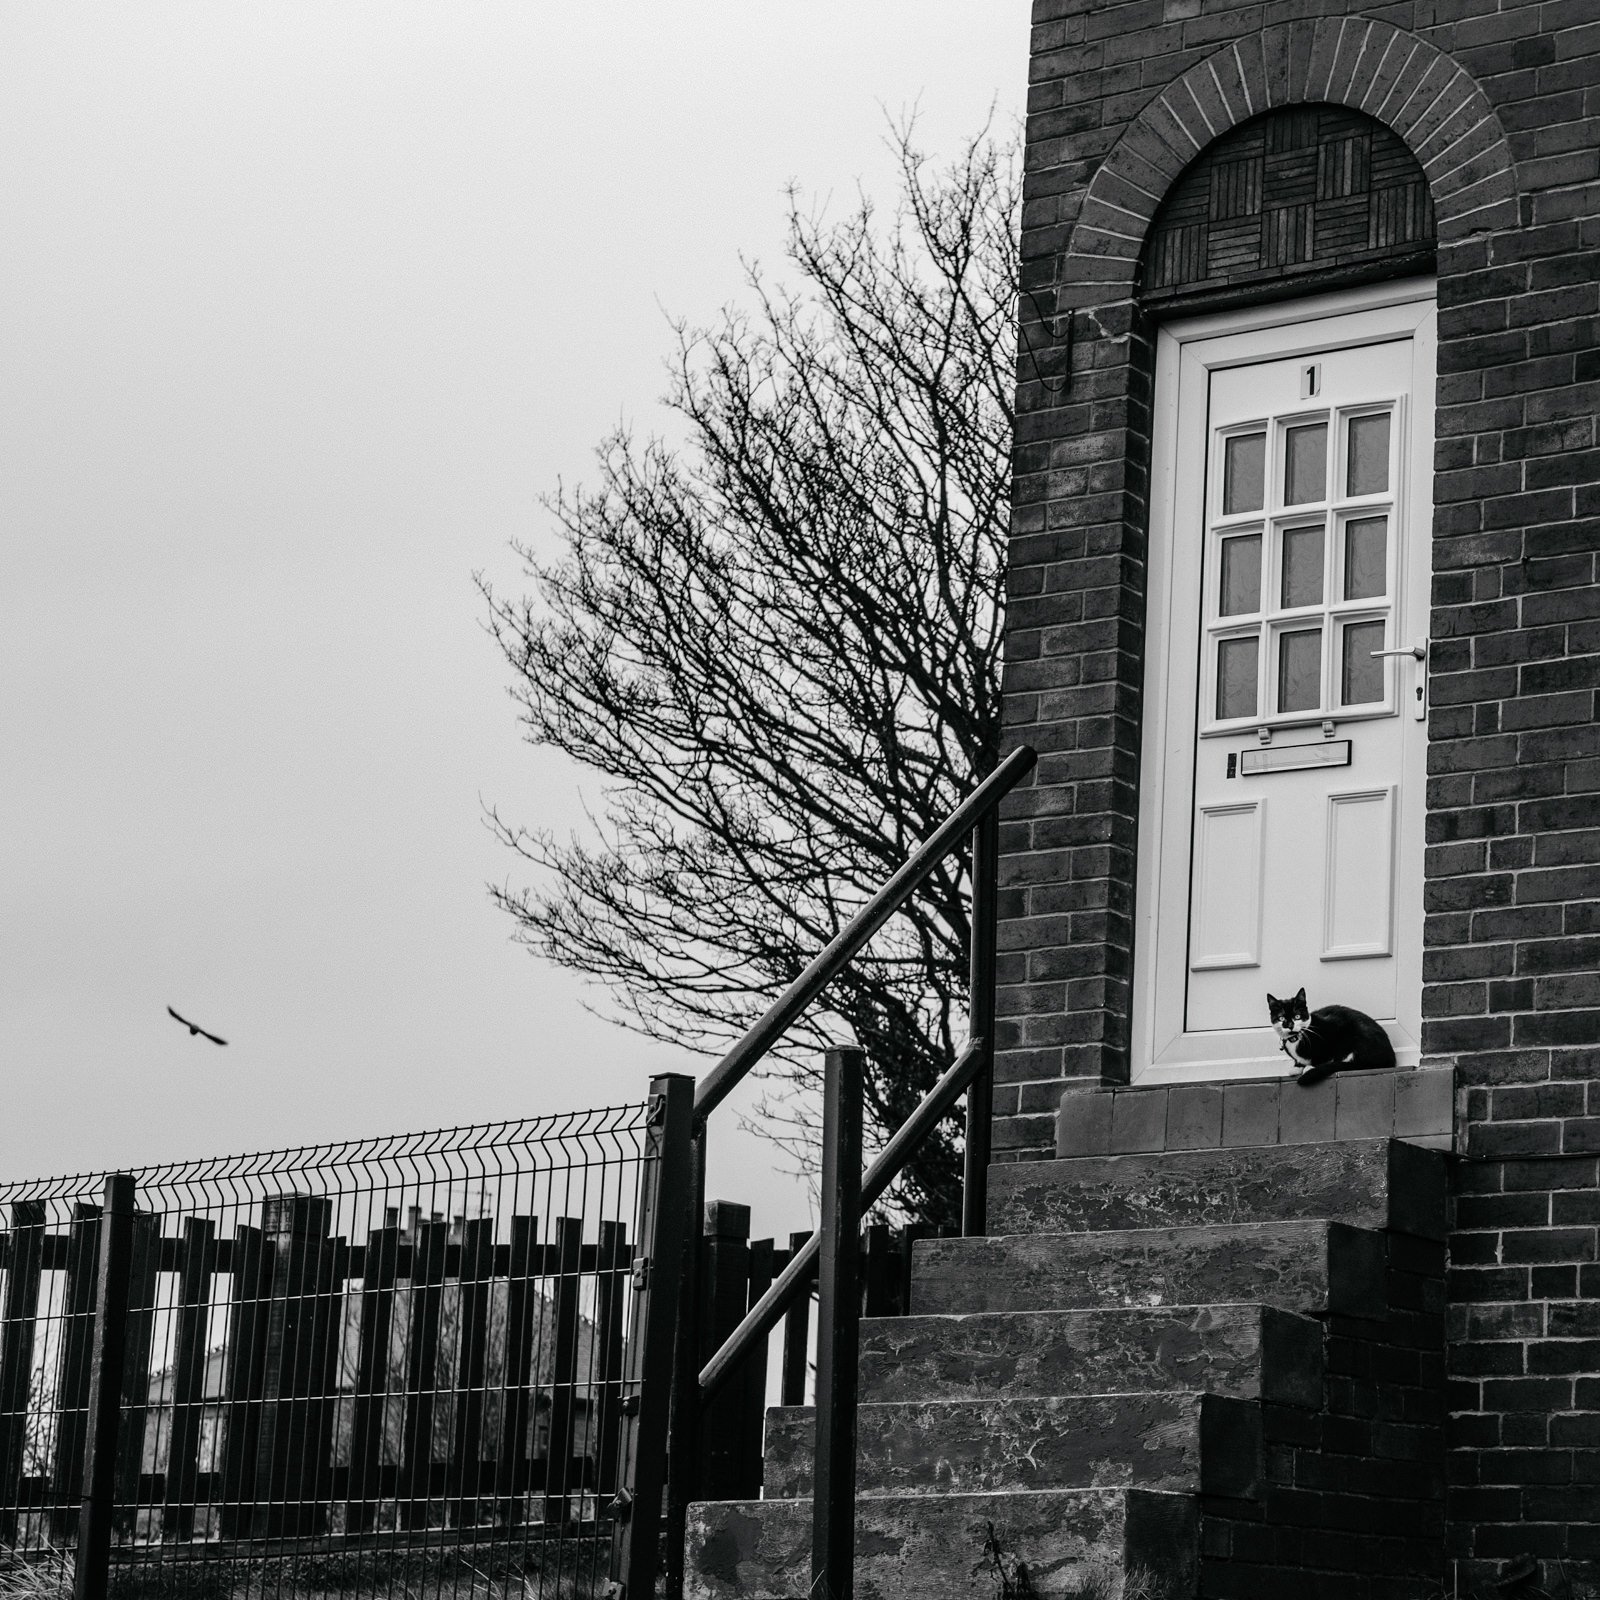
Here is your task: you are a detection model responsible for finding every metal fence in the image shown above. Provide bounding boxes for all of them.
[0,1101,658,1600]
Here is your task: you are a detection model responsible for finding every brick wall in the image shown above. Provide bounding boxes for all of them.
[1204,1229,1448,1594]
[1001,0,1599,1581]
[1450,1143,1600,1581]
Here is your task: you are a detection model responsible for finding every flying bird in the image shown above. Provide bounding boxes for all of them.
[167,1006,227,1046]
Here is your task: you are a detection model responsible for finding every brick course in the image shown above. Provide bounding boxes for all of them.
[1002,0,1600,1581]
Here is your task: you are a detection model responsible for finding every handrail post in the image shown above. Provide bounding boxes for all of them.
[73,1172,136,1600]
[662,1121,707,1600]
[781,1231,812,1405]
[812,1047,862,1600]
[962,803,1000,1236]
[609,1075,694,1600]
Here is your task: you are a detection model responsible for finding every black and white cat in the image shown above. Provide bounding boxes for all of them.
[1266,988,1396,1087]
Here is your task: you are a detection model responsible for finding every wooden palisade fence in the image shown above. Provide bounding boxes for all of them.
[0,1104,948,1600]
[0,1102,671,1599]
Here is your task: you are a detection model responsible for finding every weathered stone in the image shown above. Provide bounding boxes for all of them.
[858,1303,1323,1409]
[992,1137,1447,1240]
[911,1221,1386,1320]
[685,1487,1197,1600]
[763,1390,1257,1500]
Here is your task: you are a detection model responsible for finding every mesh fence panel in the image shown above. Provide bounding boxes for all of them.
[0,1103,652,1600]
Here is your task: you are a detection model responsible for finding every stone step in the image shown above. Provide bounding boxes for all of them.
[686,1487,1197,1600]
[762,1390,1261,1500]
[858,1302,1324,1408]
[990,1137,1446,1240]
[910,1220,1387,1319]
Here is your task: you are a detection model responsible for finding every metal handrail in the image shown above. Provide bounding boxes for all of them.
[662,742,1036,1600]
[691,745,1037,1124]
[697,1036,988,1402]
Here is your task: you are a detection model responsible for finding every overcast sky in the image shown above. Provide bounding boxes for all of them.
[0,3,1027,1236]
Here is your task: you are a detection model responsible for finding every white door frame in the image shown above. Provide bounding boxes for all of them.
[1131,278,1437,1085]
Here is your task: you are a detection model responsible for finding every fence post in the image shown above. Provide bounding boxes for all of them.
[608,1073,693,1600]
[662,1120,706,1600]
[163,1216,217,1539]
[813,1047,862,1600]
[962,805,999,1237]
[398,1218,449,1530]
[695,1201,751,1501]
[495,1215,540,1516]
[52,1203,104,1543]
[0,1201,47,1543]
[780,1232,811,1407]
[113,1213,160,1536]
[899,1224,933,1317]
[861,1223,898,1318]
[542,1215,584,1526]
[345,1218,400,1532]
[593,1219,628,1501]
[742,1235,774,1494]
[72,1172,135,1600]
[252,1195,339,1537]
[217,1222,270,1539]
[448,1215,497,1524]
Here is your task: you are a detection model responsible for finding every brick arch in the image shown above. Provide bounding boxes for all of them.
[1063,18,1519,300]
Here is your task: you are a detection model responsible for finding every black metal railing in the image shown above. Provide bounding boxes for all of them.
[661,743,1036,1600]
[0,1098,692,1600]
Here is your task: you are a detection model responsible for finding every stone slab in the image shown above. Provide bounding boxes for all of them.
[911,1220,1386,1321]
[763,1391,1224,1499]
[991,1138,1446,1239]
[685,1487,1198,1600]
[857,1302,1323,1409]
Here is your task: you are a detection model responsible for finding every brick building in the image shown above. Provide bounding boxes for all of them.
[685,4,1598,1593]
[991,0,1600,1589]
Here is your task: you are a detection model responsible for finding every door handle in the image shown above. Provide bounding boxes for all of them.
[1370,638,1429,718]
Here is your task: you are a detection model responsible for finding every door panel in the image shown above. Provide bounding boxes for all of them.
[1189,800,1264,971]
[1132,289,1433,1083]
[1323,787,1395,961]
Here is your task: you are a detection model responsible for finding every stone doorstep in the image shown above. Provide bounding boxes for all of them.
[1054,1064,1455,1160]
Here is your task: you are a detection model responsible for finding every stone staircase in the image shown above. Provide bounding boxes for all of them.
[684,1125,1449,1599]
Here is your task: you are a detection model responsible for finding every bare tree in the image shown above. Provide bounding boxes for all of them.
[479,127,1016,1225]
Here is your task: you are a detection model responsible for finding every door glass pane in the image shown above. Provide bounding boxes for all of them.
[1280,525,1324,608]
[1341,619,1386,705]
[1346,413,1390,496]
[1219,534,1262,615]
[1283,423,1327,504]
[1277,627,1322,714]
[1344,516,1387,599]
[1223,433,1265,514]
[1217,636,1259,720]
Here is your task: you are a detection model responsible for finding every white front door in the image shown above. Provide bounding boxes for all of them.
[1132,286,1435,1082]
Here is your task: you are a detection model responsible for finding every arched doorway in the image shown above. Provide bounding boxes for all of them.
[1128,107,1437,1084]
